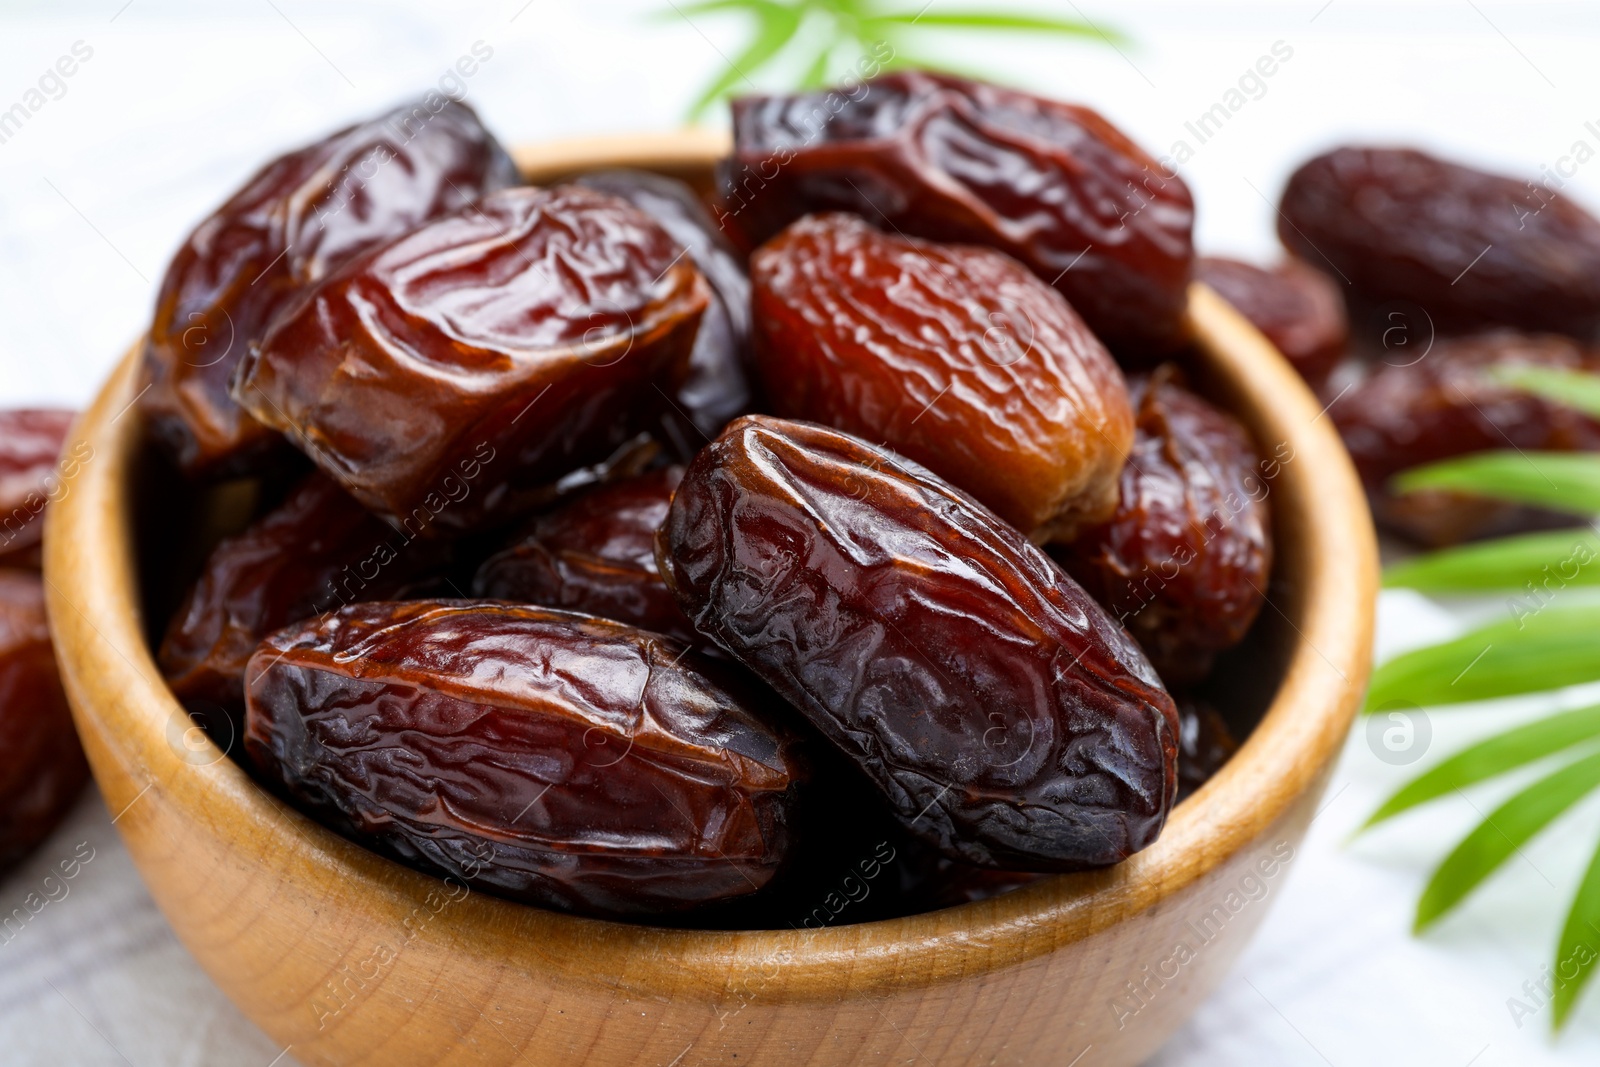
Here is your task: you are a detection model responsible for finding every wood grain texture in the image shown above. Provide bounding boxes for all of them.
[42,133,1377,1067]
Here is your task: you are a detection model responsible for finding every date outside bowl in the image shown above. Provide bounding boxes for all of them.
[43,130,1377,1067]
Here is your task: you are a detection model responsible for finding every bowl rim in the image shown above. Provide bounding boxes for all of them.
[44,131,1377,1001]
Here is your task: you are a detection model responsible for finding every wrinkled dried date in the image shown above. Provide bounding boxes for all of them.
[575,169,752,451]
[232,185,710,534]
[1056,371,1274,685]
[1,410,82,568]
[1196,257,1347,389]
[658,415,1178,870]
[159,473,452,716]
[0,569,89,870]
[244,601,804,917]
[141,99,520,478]
[1278,146,1600,338]
[721,71,1196,354]
[1331,331,1600,544]
[473,465,693,642]
[750,213,1134,537]
[1177,698,1239,801]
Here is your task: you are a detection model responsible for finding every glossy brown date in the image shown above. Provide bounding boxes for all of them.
[1278,146,1600,338]
[1196,257,1347,389]
[1,410,82,568]
[1177,698,1239,801]
[720,71,1196,355]
[1056,371,1274,685]
[473,465,694,642]
[575,169,752,451]
[232,185,710,534]
[657,415,1178,870]
[750,212,1134,538]
[1330,331,1600,544]
[141,99,521,478]
[243,601,805,917]
[0,569,89,870]
[159,473,452,716]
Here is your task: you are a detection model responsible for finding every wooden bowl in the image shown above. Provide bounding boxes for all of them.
[43,132,1377,1067]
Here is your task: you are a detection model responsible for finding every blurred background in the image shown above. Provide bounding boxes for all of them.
[3,1,1600,1064]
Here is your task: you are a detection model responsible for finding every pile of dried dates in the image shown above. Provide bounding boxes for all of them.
[138,82,1289,925]
[1207,145,1600,546]
[0,411,90,871]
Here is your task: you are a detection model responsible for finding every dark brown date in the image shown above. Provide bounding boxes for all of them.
[1177,698,1239,801]
[575,169,751,450]
[473,465,693,642]
[750,213,1134,538]
[159,473,452,715]
[0,569,89,870]
[141,99,521,478]
[1056,371,1274,685]
[232,185,710,534]
[1,410,81,568]
[720,71,1196,354]
[657,415,1178,870]
[243,601,805,917]
[1196,257,1347,389]
[1278,146,1600,338]
[1330,331,1600,544]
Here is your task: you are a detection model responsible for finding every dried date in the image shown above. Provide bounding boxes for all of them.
[243,601,805,917]
[720,71,1196,354]
[750,213,1134,538]
[1330,331,1600,544]
[1177,697,1239,801]
[232,185,710,534]
[1196,257,1347,389]
[1278,146,1600,338]
[141,99,521,478]
[657,415,1178,870]
[159,473,452,715]
[473,465,694,642]
[1055,370,1274,685]
[575,169,752,449]
[1,410,83,568]
[0,569,89,869]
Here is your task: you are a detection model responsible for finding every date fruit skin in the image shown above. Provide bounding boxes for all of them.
[720,72,1196,354]
[1,410,81,568]
[473,465,694,642]
[751,213,1134,538]
[1330,331,1600,544]
[1056,371,1273,686]
[0,569,89,870]
[244,600,805,917]
[658,415,1178,870]
[233,185,710,534]
[575,169,752,450]
[1176,697,1239,802]
[1196,257,1347,390]
[1278,146,1600,338]
[159,473,452,715]
[141,99,521,479]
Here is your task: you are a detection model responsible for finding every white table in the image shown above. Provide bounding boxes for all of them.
[4,2,1599,1063]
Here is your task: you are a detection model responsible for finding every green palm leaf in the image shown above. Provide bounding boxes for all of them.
[680,0,805,122]
[1391,451,1600,516]
[1553,830,1600,1028]
[1415,748,1600,932]
[1364,599,1600,710]
[1383,528,1600,593]
[1364,703,1600,829]
[1493,365,1600,421]
[662,1,1128,121]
